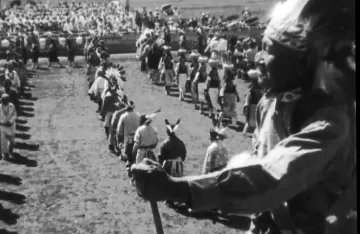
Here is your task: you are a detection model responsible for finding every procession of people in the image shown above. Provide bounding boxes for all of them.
[0,0,357,233]
[130,0,356,234]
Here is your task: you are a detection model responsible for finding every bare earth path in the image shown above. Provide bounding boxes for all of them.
[1,56,252,234]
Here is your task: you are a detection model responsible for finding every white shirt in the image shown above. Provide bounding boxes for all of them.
[0,103,17,135]
[117,111,141,139]
[5,70,21,91]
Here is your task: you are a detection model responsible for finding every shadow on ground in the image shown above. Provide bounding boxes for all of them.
[6,152,38,167]
[0,203,21,227]
[0,229,19,234]
[0,174,22,186]
[0,190,26,205]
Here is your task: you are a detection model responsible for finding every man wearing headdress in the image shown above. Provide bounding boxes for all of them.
[131,0,356,233]
[100,74,121,122]
[202,128,229,174]
[0,94,17,161]
[132,112,159,165]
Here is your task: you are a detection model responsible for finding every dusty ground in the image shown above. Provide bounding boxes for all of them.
[0,54,254,234]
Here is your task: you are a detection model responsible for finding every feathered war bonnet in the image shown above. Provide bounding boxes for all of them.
[265,0,355,100]
[105,67,124,91]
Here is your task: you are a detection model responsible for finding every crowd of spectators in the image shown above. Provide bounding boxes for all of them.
[0,1,263,38]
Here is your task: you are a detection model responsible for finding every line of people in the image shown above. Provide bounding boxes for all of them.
[138,29,267,133]
[0,57,25,160]
[87,53,241,209]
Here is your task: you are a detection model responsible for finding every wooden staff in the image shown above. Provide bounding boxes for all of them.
[150,201,164,234]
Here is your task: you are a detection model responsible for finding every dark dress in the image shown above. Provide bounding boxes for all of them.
[48,44,59,62]
[31,45,39,63]
[67,46,75,62]
[147,47,162,70]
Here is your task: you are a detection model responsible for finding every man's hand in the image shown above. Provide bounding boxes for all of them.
[131,159,172,201]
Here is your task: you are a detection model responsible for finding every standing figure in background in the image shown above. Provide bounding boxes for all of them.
[196,27,205,55]
[243,66,264,134]
[205,57,221,121]
[163,24,171,46]
[244,38,258,68]
[188,51,200,94]
[202,128,229,174]
[158,47,175,95]
[66,39,76,67]
[179,30,187,51]
[192,56,207,114]
[5,62,21,94]
[0,94,17,161]
[140,39,151,73]
[147,43,163,84]
[2,79,19,113]
[218,66,240,127]
[31,41,40,69]
[218,34,228,65]
[204,32,220,60]
[175,52,189,101]
[47,39,64,68]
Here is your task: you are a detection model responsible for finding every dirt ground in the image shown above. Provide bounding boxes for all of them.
[0,54,254,234]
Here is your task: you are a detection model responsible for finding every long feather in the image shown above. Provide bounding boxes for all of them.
[172,124,179,133]
[145,109,161,119]
[166,125,173,133]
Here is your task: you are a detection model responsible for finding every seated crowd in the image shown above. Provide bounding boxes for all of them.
[0,1,261,37]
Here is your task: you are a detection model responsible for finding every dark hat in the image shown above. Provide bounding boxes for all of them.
[140,109,161,125]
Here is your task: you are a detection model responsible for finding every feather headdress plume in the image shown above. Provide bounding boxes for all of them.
[145,108,161,119]
[141,109,161,125]
[213,126,228,139]
[265,0,312,52]
[165,119,180,134]
[105,67,124,89]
